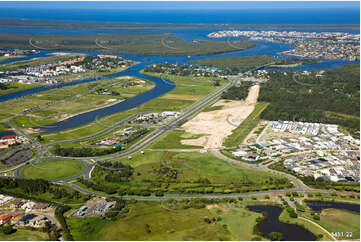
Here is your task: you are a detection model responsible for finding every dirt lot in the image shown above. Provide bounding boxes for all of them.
[206,204,229,213]
[181,85,259,149]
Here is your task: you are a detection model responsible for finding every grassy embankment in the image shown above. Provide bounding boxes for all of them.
[0,33,255,56]
[0,82,40,96]
[19,159,86,180]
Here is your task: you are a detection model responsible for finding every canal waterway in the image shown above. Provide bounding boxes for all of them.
[0,28,359,133]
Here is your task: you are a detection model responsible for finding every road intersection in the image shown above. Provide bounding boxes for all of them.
[0,75,358,202]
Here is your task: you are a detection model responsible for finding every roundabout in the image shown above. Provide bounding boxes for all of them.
[19,158,89,181]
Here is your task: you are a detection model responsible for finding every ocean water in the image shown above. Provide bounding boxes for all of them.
[0,1,359,132]
[0,1,359,24]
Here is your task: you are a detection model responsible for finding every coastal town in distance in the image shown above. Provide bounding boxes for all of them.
[0,1,359,241]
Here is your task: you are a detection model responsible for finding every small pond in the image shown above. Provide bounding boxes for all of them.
[248,205,316,241]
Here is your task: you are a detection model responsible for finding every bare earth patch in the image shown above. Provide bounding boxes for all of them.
[161,94,199,101]
[181,85,259,149]
[115,76,133,80]
[181,136,208,147]
[206,204,229,213]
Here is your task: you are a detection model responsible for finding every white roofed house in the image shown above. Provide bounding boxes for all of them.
[232,150,247,157]
[28,215,49,227]
[21,201,36,210]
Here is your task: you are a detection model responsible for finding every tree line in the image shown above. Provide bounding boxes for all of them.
[259,64,360,135]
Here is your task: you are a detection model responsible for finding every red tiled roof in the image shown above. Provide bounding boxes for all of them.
[0,214,12,221]
[1,135,16,140]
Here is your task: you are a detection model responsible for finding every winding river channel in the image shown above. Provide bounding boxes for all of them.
[0,28,359,133]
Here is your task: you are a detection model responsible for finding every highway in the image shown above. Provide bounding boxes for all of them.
[1,71,358,203]
[1,78,234,180]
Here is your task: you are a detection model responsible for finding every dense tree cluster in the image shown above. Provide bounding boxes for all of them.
[55,206,73,241]
[144,63,234,76]
[43,221,60,241]
[286,206,298,218]
[0,224,16,235]
[94,161,134,183]
[53,144,122,157]
[268,232,283,241]
[189,55,318,70]
[0,177,87,203]
[49,186,82,200]
[0,178,49,195]
[0,82,9,90]
[221,81,253,100]
[104,198,127,218]
[77,177,119,194]
[259,64,360,135]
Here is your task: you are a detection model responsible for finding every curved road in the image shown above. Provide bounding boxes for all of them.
[1,67,358,204]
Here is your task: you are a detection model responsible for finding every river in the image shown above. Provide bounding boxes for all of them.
[0,28,359,133]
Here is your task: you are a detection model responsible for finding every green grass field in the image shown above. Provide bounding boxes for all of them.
[278,208,334,241]
[149,130,204,149]
[223,102,269,147]
[92,151,291,194]
[0,228,49,241]
[126,151,279,185]
[19,159,86,180]
[67,200,263,240]
[316,208,359,240]
[221,206,264,240]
